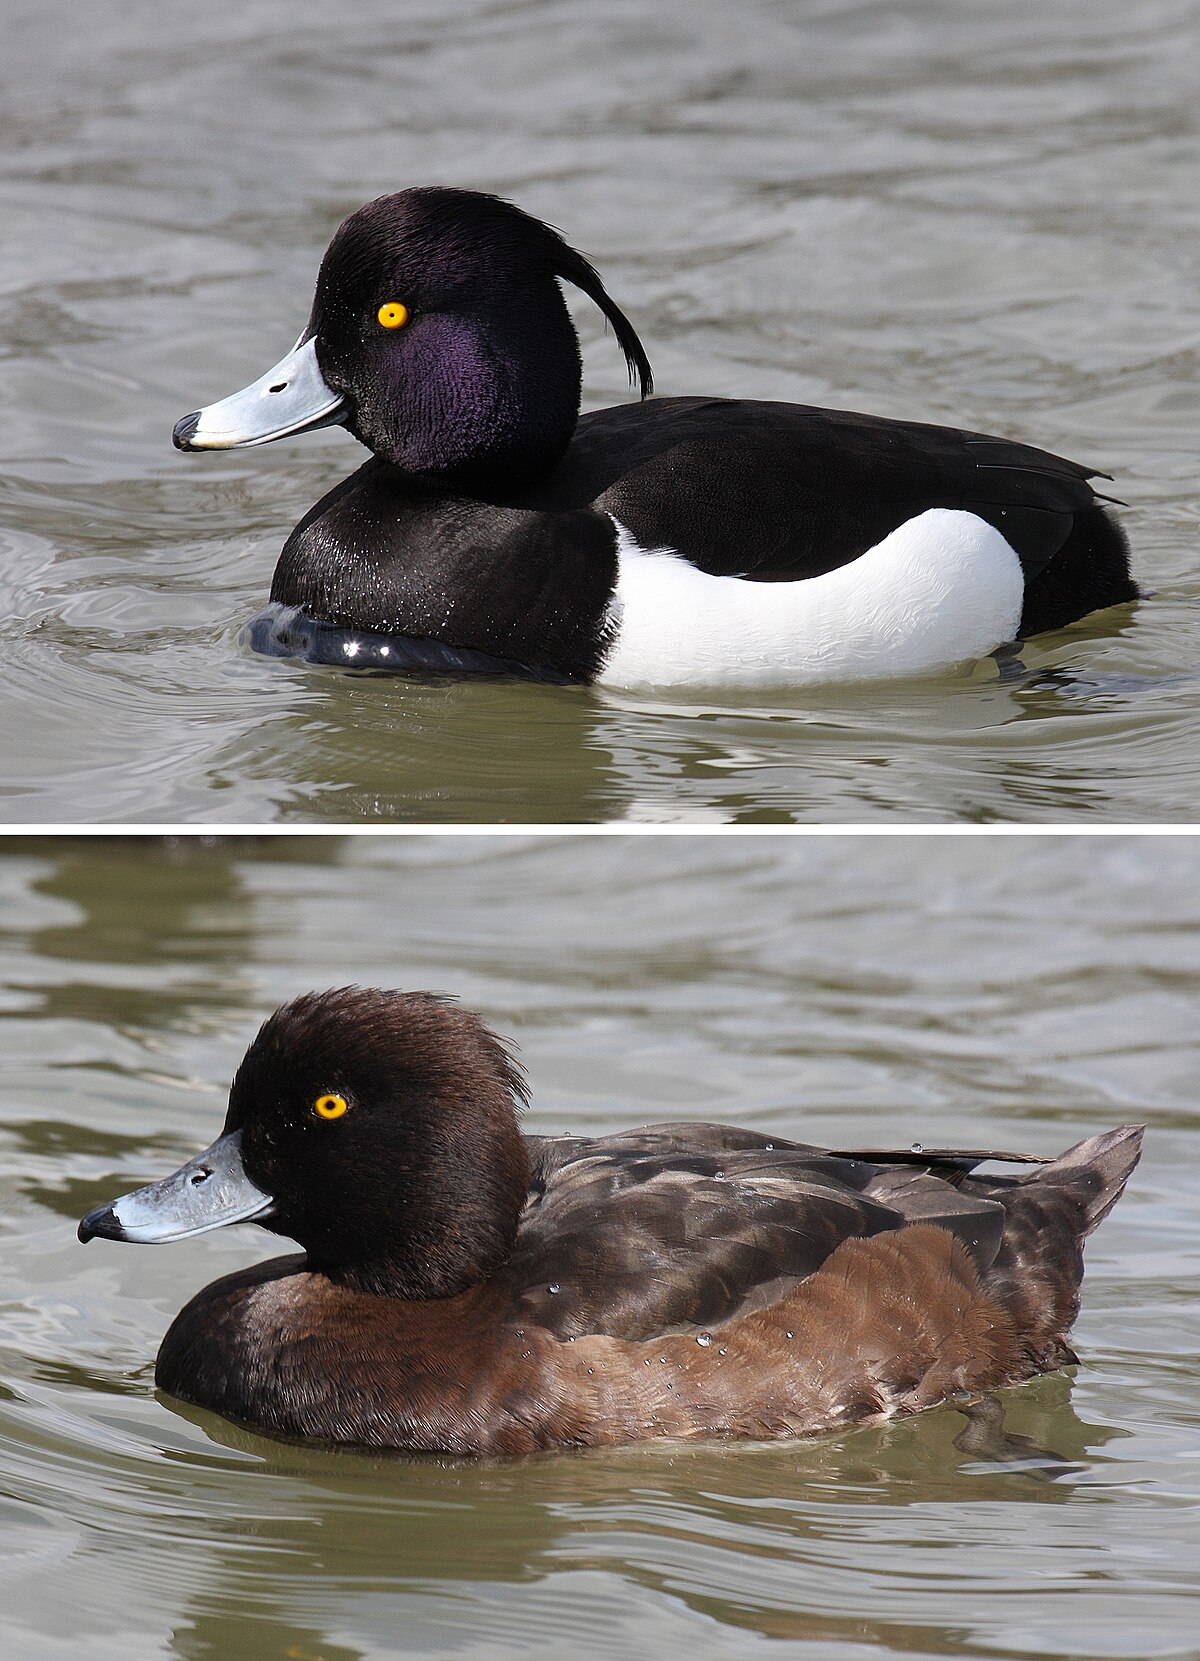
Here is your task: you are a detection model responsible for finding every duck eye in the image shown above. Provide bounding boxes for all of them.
[313,1093,350,1120]
[376,302,409,330]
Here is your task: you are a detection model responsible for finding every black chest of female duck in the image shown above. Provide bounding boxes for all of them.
[175,187,1137,688]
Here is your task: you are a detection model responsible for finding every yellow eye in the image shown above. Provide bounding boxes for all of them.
[377,302,409,330]
[313,1093,349,1120]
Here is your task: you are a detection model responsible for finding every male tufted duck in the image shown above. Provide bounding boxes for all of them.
[172,188,1138,688]
[80,989,1142,1455]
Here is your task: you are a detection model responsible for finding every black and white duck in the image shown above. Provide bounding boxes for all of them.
[174,188,1138,687]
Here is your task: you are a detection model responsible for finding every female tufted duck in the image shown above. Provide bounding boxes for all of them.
[173,188,1137,688]
[79,989,1142,1455]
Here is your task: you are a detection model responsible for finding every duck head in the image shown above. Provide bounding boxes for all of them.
[173,188,652,492]
[78,989,532,1299]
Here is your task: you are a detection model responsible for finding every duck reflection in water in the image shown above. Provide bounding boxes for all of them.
[153,1371,1120,1661]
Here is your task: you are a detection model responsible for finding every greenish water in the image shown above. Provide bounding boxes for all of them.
[0,834,1197,1658]
[0,0,1197,821]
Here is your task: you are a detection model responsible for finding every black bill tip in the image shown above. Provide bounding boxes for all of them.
[78,1204,126,1244]
[172,411,201,451]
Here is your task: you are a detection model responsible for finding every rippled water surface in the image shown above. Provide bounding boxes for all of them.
[0,834,1197,1658]
[0,0,1197,821]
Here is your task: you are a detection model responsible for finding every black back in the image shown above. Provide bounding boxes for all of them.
[523,397,1134,621]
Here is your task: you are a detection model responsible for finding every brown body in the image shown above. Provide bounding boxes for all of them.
[155,1116,1142,1455]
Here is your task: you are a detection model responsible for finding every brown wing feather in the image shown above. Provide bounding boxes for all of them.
[510,1124,1008,1341]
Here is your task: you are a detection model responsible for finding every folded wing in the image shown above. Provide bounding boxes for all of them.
[510,1123,1011,1340]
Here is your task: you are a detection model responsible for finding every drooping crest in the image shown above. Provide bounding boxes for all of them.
[531,217,655,399]
[328,189,654,400]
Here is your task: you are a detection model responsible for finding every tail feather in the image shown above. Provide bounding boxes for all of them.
[1040,1125,1144,1236]
[961,1125,1143,1375]
[1018,506,1138,635]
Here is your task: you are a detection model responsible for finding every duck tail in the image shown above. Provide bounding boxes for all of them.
[975,1126,1143,1376]
[1018,506,1138,635]
[1040,1124,1144,1236]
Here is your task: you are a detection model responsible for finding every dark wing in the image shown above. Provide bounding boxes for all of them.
[523,396,1108,586]
[509,1122,1009,1342]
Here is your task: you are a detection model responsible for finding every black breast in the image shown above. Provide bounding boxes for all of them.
[270,462,621,682]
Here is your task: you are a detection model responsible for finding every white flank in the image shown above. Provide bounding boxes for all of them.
[597,509,1026,688]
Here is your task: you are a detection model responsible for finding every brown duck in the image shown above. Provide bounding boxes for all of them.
[78,988,1142,1456]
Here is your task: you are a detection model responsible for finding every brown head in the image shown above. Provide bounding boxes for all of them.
[80,988,531,1300]
[228,988,531,1296]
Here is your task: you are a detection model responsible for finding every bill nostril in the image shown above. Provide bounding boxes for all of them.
[268,382,288,393]
[189,1168,211,1186]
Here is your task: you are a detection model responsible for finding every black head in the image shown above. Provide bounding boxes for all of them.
[306,188,652,490]
[223,988,531,1298]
